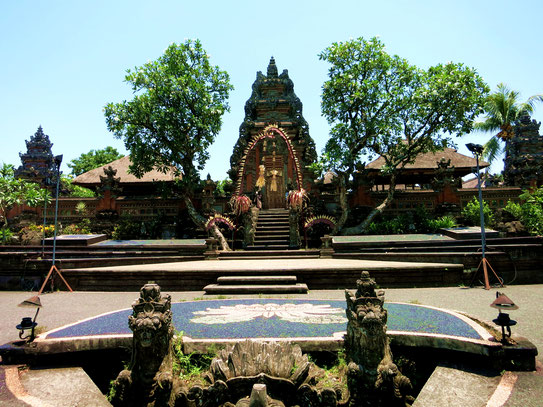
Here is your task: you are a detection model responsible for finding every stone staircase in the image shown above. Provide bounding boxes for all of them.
[207,209,314,294]
[203,275,308,294]
[250,208,291,250]
[219,208,320,260]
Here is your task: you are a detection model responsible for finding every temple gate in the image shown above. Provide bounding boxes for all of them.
[229,57,317,209]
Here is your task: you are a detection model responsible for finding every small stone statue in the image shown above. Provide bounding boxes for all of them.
[345,271,413,406]
[110,283,177,407]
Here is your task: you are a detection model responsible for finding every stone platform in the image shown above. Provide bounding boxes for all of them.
[43,234,108,246]
[62,258,464,291]
[439,226,500,240]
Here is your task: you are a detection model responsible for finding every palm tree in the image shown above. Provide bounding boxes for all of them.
[475,83,543,165]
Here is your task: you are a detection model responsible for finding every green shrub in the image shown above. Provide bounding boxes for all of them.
[461,197,494,226]
[364,207,458,235]
[18,223,56,244]
[62,218,91,235]
[112,218,142,240]
[0,227,14,244]
[428,215,457,231]
[504,188,543,235]
[504,201,522,219]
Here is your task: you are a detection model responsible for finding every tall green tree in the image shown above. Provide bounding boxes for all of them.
[68,146,124,176]
[104,40,233,248]
[474,83,543,164]
[319,37,488,234]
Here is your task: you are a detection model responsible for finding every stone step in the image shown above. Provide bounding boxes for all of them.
[247,244,291,250]
[255,230,290,236]
[219,249,319,258]
[218,255,320,260]
[257,214,289,219]
[260,208,288,213]
[256,220,289,225]
[257,224,290,229]
[217,275,298,284]
[253,239,289,245]
[204,283,308,294]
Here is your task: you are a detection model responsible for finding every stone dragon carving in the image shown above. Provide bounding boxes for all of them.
[345,271,413,407]
[110,283,177,407]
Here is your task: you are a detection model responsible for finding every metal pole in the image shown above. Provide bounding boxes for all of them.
[41,195,47,257]
[475,152,491,289]
[475,153,486,260]
[52,164,61,266]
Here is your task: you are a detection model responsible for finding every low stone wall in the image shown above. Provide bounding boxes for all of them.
[331,236,543,285]
[0,242,207,290]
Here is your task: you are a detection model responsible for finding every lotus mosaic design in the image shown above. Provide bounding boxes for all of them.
[190,302,348,324]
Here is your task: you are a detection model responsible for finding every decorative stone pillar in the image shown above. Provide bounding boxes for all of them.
[289,208,301,249]
[205,237,219,259]
[320,235,334,258]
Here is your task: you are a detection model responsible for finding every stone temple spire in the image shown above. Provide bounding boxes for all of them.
[15,125,55,183]
[267,57,278,78]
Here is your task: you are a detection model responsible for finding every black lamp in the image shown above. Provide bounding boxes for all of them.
[491,292,518,344]
[17,295,42,342]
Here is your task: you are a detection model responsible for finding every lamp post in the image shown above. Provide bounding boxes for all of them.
[466,143,503,290]
[41,177,51,257]
[51,155,62,268]
[36,155,73,295]
[18,156,72,342]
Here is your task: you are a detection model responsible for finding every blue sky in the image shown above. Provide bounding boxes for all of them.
[2,0,542,179]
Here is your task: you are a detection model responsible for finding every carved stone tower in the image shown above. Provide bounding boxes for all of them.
[229,58,317,209]
[504,114,543,189]
[15,126,56,185]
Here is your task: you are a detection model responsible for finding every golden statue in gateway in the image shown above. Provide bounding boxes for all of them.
[256,164,266,189]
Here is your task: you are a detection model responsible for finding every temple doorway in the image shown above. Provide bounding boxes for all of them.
[263,152,285,209]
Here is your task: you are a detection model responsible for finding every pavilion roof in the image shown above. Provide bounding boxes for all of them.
[72,156,181,186]
[365,147,489,171]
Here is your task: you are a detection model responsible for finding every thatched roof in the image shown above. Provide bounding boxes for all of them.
[366,148,489,171]
[72,156,181,187]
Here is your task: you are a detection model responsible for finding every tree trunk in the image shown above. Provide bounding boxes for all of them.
[332,175,349,235]
[183,196,231,251]
[341,174,397,236]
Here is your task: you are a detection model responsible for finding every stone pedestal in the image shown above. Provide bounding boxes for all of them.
[205,237,219,259]
[320,235,334,258]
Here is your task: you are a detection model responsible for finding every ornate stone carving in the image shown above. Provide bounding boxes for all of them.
[98,166,122,198]
[171,340,347,406]
[345,271,413,406]
[203,340,348,406]
[110,283,177,407]
[431,158,458,192]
